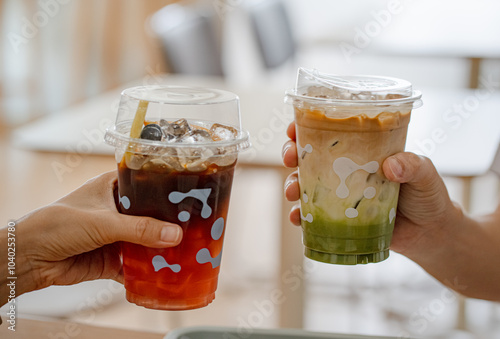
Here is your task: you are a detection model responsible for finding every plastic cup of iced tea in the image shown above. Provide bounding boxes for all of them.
[286,68,422,265]
[105,86,250,310]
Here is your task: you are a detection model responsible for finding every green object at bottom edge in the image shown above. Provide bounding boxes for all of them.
[305,248,389,265]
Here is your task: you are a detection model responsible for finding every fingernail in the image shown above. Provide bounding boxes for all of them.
[282,143,292,158]
[284,176,296,192]
[388,158,403,179]
[161,226,181,244]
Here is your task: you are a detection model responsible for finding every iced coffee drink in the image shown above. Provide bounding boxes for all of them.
[286,69,422,265]
[105,86,249,309]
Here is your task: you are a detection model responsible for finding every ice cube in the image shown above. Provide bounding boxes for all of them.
[176,147,214,172]
[212,153,237,167]
[159,119,176,141]
[210,123,238,141]
[178,129,212,144]
[166,118,191,138]
[125,153,149,170]
[115,149,125,163]
[185,159,208,172]
[142,158,172,172]
[160,155,184,172]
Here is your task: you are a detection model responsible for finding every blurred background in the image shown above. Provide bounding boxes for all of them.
[1,0,500,338]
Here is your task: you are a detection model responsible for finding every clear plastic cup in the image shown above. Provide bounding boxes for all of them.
[105,85,250,309]
[285,68,422,265]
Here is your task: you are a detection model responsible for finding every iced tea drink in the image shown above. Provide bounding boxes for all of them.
[117,159,235,309]
[286,69,422,265]
[105,86,249,309]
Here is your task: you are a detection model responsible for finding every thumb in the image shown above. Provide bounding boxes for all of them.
[382,152,452,222]
[99,213,183,248]
[383,152,442,189]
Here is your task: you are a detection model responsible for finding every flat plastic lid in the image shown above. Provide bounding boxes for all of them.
[122,86,238,105]
[286,68,422,108]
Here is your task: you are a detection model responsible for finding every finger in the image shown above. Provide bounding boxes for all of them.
[284,171,300,201]
[382,152,452,223]
[290,204,301,226]
[282,140,298,168]
[383,152,442,191]
[83,172,184,248]
[102,214,183,248]
[286,122,296,140]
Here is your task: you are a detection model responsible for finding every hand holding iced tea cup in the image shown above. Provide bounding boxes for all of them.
[105,86,250,310]
[285,68,422,265]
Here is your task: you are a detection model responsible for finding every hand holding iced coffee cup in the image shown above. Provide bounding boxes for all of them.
[286,68,422,265]
[105,86,249,310]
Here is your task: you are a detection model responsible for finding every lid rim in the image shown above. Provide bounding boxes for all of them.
[104,129,251,152]
[285,89,423,107]
[120,85,240,105]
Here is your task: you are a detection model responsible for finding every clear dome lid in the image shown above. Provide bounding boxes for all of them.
[104,86,250,156]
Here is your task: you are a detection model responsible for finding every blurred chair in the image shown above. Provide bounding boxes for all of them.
[149,2,224,76]
[246,0,296,69]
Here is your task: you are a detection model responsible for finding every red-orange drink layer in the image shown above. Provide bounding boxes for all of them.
[116,158,235,310]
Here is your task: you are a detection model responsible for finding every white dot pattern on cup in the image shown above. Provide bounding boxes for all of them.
[363,187,376,199]
[118,194,131,210]
[389,208,396,223]
[300,193,314,222]
[345,208,358,218]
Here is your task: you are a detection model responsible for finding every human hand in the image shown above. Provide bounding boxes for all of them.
[282,121,500,301]
[1,171,182,304]
[281,122,461,259]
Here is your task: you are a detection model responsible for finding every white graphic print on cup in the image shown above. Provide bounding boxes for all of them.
[168,188,212,222]
[332,157,379,219]
[152,255,181,273]
[196,217,225,268]
[152,189,223,273]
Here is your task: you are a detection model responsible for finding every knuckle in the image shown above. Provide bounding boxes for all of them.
[134,218,151,241]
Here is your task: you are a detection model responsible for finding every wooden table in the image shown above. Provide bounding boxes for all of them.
[5,75,500,330]
[0,317,163,339]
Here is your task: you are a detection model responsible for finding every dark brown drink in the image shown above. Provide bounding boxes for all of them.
[116,158,235,310]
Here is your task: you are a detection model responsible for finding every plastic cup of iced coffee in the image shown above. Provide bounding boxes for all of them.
[104,85,250,310]
[285,68,422,265]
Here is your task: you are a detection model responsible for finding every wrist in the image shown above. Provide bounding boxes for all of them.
[1,215,46,306]
[404,202,500,301]
[399,201,466,272]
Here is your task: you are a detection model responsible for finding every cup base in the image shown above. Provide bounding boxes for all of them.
[305,248,389,265]
[126,290,215,311]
